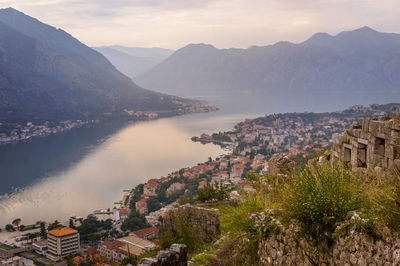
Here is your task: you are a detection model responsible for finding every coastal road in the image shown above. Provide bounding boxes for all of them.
[0,228,40,247]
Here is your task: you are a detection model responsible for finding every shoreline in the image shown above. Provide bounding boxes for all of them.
[0,107,223,228]
[0,100,218,147]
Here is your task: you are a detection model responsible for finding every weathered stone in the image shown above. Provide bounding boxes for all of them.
[258,213,400,266]
[268,153,296,177]
[331,115,400,173]
[138,244,187,266]
[161,204,220,244]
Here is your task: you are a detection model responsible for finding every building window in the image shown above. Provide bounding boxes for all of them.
[374,137,385,156]
[357,143,367,168]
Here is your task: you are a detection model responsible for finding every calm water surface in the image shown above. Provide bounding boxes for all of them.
[0,111,257,226]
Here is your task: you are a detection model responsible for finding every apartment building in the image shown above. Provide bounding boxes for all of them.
[46,227,80,261]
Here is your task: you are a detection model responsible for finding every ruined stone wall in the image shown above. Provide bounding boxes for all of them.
[258,219,400,265]
[331,113,400,173]
[138,244,187,266]
[161,204,220,243]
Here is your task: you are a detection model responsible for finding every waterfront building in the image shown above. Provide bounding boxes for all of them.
[46,227,80,261]
[114,208,129,221]
[0,256,23,266]
[32,239,48,255]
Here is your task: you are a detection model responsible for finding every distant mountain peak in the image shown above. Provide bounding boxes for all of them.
[302,32,333,46]
[0,7,31,18]
[0,7,19,12]
[184,43,217,50]
[356,26,377,33]
[175,43,218,56]
[338,26,380,38]
[136,26,400,112]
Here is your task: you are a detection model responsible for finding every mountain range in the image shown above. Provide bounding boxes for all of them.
[0,8,185,125]
[136,26,400,112]
[93,46,173,79]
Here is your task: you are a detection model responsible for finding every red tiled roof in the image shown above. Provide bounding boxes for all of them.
[72,256,85,264]
[86,247,99,257]
[100,240,124,250]
[48,227,78,237]
[119,208,129,215]
[133,226,159,237]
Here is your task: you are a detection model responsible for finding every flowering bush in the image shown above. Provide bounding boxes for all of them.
[229,211,276,265]
[249,211,276,238]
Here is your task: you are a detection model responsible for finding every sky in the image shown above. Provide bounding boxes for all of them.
[0,0,399,49]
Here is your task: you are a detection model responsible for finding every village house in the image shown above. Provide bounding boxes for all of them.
[166,182,186,195]
[98,240,127,262]
[98,235,155,263]
[119,208,129,219]
[143,179,159,196]
[198,180,208,189]
[133,226,159,240]
[136,198,148,215]
[219,159,229,169]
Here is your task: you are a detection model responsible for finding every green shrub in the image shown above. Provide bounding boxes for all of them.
[219,194,265,235]
[371,183,400,232]
[177,194,194,205]
[216,194,276,265]
[346,130,354,137]
[281,164,362,246]
[158,215,201,253]
[196,182,229,202]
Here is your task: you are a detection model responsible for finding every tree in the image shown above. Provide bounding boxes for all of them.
[121,211,148,232]
[147,197,162,213]
[40,222,47,239]
[12,218,21,228]
[69,219,75,229]
[196,182,229,203]
[5,224,14,232]
[47,220,61,231]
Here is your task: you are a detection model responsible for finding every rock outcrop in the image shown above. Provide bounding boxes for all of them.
[138,244,187,266]
[268,153,296,177]
[161,204,220,243]
[259,214,400,265]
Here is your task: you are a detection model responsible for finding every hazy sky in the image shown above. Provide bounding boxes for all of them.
[0,0,399,49]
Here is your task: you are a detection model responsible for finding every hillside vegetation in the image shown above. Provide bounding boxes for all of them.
[165,159,400,265]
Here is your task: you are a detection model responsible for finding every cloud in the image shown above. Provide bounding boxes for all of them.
[0,0,399,49]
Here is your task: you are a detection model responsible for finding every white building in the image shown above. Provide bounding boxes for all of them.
[46,227,80,261]
[0,256,23,266]
[32,239,48,255]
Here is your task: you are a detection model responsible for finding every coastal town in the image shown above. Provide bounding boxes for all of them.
[193,104,391,163]
[0,100,217,146]
[0,103,398,265]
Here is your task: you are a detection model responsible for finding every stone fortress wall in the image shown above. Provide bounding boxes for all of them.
[331,113,400,172]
